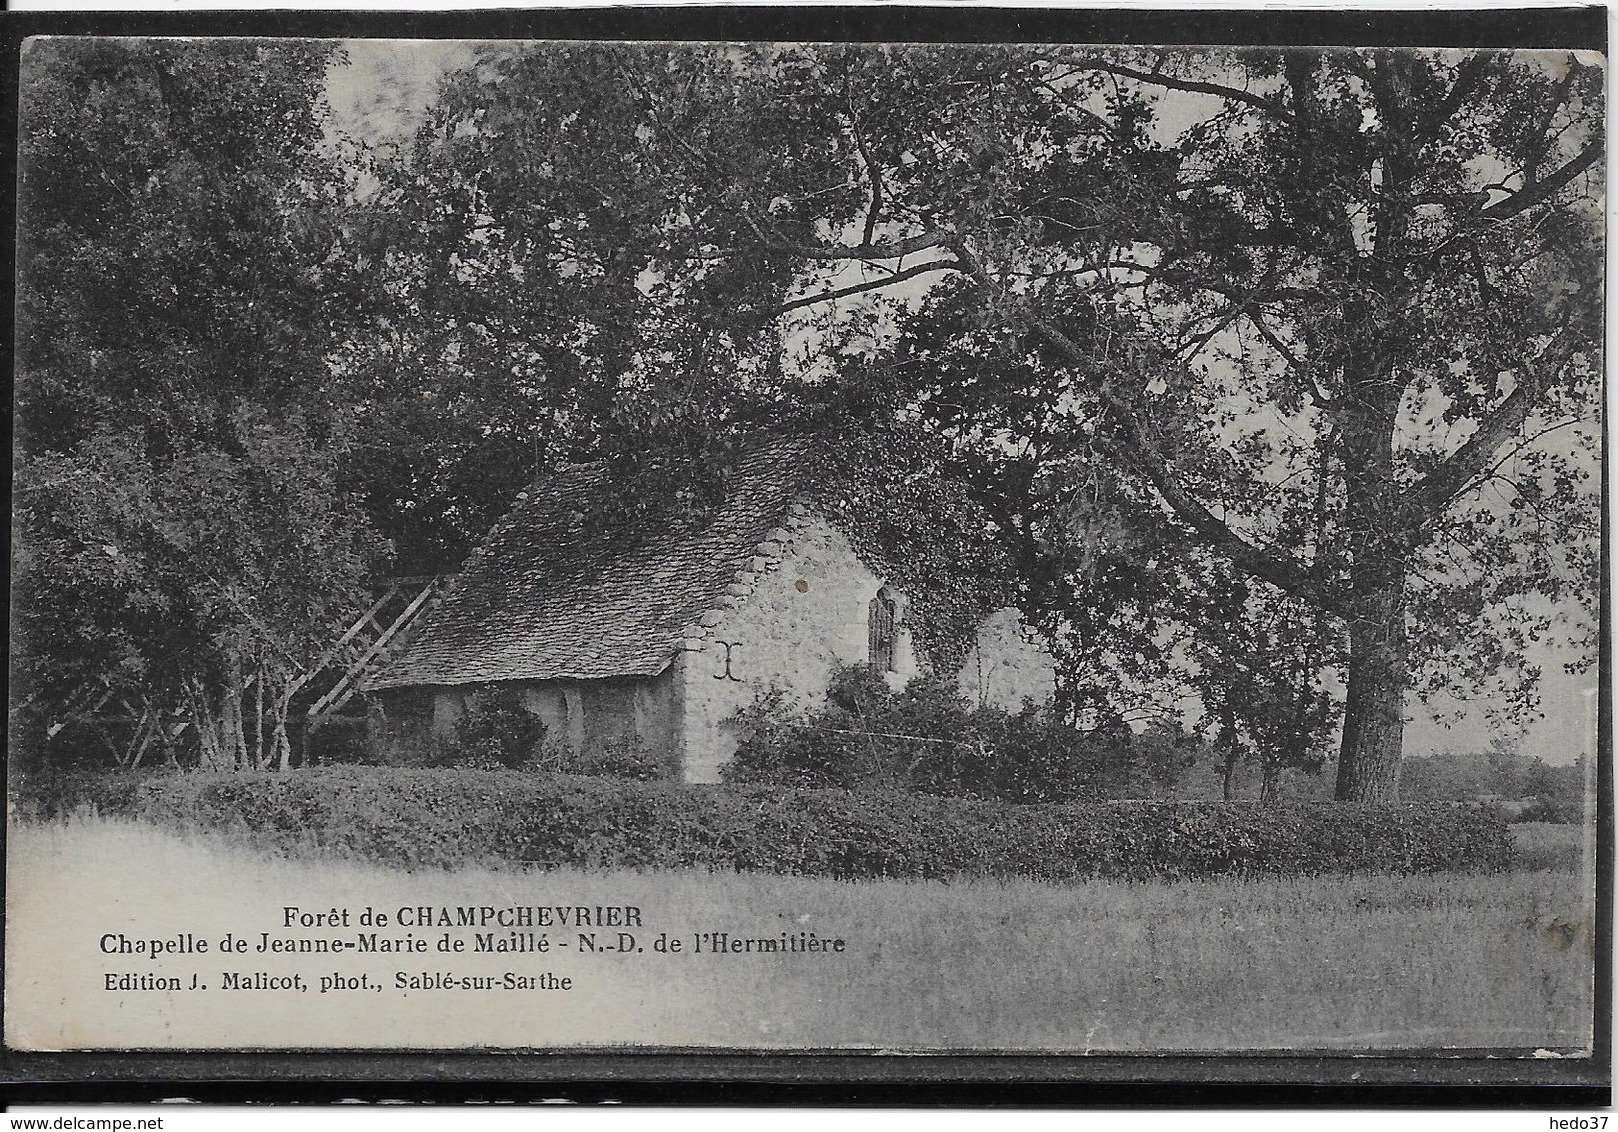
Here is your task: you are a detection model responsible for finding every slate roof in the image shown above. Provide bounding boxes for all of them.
[365,438,811,688]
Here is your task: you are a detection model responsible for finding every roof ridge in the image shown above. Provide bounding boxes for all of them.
[364,438,817,690]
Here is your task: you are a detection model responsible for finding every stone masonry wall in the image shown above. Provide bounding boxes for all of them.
[674,505,918,783]
[421,671,677,772]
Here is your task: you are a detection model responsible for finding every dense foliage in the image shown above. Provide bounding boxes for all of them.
[14,39,382,769]
[724,664,1203,802]
[18,767,1513,879]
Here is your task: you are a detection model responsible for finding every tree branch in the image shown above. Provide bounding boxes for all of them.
[950,242,1338,611]
[1520,68,1578,186]
[1081,59,1292,121]
[1175,260,1285,359]
[1158,269,1321,303]
[1033,75,1116,135]
[773,259,961,316]
[1247,309,1333,408]
[1405,327,1582,516]
[740,208,952,262]
[1416,51,1497,144]
[1479,137,1603,223]
[843,79,884,247]
[1177,301,1246,365]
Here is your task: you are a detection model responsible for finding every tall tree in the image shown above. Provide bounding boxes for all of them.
[1065,48,1604,799]
[14,38,381,766]
[382,44,1602,799]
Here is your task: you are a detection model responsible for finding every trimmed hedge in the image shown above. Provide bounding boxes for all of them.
[15,766,1514,880]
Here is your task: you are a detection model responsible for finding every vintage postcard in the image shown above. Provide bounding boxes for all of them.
[5,24,1605,1067]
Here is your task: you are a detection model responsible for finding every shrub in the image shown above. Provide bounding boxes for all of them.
[304,716,377,766]
[723,664,1203,802]
[1515,758,1588,824]
[15,766,1516,879]
[438,686,547,769]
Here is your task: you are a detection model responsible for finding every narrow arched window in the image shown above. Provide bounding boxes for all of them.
[868,587,898,672]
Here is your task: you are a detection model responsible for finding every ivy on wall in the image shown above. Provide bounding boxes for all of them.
[804,429,1016,676]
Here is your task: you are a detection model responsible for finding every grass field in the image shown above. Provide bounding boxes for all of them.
[1510,821,1589,871]
[5,816,1595,1053]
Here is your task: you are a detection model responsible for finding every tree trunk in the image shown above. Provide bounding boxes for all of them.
[189,678,225,770]
[1334,581,1407,801]
[254,663,266,770]
[221,652,248,770]
[1260,758,1282,803]
[125,706,158,769]
[272,686,294,772]
[1330,313,1411,803]
[303,717,323,768]
[1219,704,1240,801]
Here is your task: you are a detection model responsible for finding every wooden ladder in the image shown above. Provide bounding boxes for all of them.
[303,574,452,723]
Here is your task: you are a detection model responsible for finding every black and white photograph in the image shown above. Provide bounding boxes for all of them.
[4,17,1605,1071]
